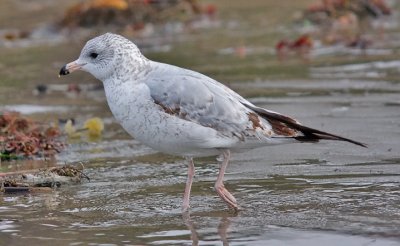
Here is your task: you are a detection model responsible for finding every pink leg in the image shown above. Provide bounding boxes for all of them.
[215,150,239,211]
[182,158,195,212]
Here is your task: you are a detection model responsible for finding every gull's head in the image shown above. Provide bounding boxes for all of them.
[59,33,144,81]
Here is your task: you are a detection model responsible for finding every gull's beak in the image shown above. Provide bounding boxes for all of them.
[59,61,84,77]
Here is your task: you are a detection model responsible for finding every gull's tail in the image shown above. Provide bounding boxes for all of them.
[244,103,367,148]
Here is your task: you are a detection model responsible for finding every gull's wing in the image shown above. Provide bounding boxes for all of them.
[145,62,274,140]
[144,62,367,148]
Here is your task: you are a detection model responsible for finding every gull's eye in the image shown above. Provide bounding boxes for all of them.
[89,52,98,59]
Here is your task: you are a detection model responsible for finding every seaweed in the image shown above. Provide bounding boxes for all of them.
[0,111,65,161]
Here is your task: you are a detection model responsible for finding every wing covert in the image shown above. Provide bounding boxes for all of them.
[145,63,258,138]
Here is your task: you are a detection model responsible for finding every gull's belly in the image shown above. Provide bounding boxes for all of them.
[117,105,224,157]
[105,84,230,157]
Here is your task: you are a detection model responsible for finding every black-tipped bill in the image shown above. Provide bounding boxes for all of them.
[59,61,83,77]
[59,64,69,76]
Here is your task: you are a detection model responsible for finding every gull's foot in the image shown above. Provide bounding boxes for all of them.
[215,185,239,211]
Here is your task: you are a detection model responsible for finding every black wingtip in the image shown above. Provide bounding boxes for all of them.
[351,140,368,148]
[347,137,368,148]
[294,128,368,148]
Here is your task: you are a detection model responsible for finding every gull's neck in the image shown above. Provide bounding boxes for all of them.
[105,51,151,86]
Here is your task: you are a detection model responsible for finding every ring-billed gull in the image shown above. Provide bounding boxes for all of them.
[59,33,366,212]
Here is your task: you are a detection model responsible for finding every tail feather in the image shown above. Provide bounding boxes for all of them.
[243,103,367,148]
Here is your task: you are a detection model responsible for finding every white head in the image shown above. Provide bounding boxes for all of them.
[59,33,147,81]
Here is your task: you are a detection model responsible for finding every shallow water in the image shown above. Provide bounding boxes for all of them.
[1,155,400,245]
[1,78,400,245]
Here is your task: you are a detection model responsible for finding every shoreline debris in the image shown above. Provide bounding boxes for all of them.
[0,111,65,161]
[276,34,314,61]
[64,117,104,141]
[1,164,89,193]
[59,0,203,29]
[275,0,395,61]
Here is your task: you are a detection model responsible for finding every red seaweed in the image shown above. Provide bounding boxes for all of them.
[0,111,65,161]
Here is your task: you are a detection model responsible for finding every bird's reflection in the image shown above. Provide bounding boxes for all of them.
[183,212,199,246]
[183,211,237,246]
[217,216,231,246]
